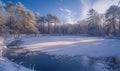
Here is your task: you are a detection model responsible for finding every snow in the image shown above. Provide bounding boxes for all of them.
[20,36,120,57]
[0,37,32,71]
[0,57,32,71]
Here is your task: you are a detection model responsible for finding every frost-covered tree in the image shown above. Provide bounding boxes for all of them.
[22,10,39,34]
[0,1,9,33]
[13,2,26,34]
[76,20,88,34]
[46,14,59,34]
[1,1,39,34]
[105,5,120,36]
[35,12,41,24]
[0,1,39,34]
[87,8,101,35]
[4,1,17,34]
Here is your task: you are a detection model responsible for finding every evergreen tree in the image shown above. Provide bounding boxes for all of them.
[87,8,100,35]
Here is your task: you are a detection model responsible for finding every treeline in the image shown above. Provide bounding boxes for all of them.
[0,1,120,36]
[36,5,120,36]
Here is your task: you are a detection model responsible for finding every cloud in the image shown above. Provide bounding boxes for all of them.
[80,0,120,19]
[59,8,75,24]
[59,8,72,13]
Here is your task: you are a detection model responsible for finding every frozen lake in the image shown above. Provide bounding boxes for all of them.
[5,51,120,71]
[4,36,120,71]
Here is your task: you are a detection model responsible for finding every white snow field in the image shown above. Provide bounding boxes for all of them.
[20,36,120,57]
[0,37,32,71]
[0,57,33,71]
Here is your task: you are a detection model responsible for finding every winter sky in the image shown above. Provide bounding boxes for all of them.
[2,0,120,23]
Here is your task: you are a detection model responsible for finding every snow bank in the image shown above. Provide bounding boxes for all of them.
[0,37,7,56]
[0,57,32,71]
[20,36,120,57]
[0,37,32,71]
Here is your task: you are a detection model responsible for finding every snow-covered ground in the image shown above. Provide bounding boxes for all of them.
[20,36,120,57]
[0,37,32,71]
[0,57,33,71]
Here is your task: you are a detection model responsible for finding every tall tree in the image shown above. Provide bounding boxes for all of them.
[4,1,16,34]
[0,1,9,33]
[46,14,59,34]
[23,10,39,34]
[16,2,39,34]
[105,5,120,36]
[87,8,101,35]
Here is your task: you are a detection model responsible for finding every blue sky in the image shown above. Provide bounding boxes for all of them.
[2,0,120,23]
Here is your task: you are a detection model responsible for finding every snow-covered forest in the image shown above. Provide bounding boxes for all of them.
[0,1,120,36]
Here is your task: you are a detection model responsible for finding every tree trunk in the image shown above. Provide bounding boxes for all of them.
[113,13,116,36]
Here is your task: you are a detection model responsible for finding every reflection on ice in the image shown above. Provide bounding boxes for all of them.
[5,52,120,71]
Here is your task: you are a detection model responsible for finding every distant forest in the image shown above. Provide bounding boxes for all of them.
[0,1,120,36]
